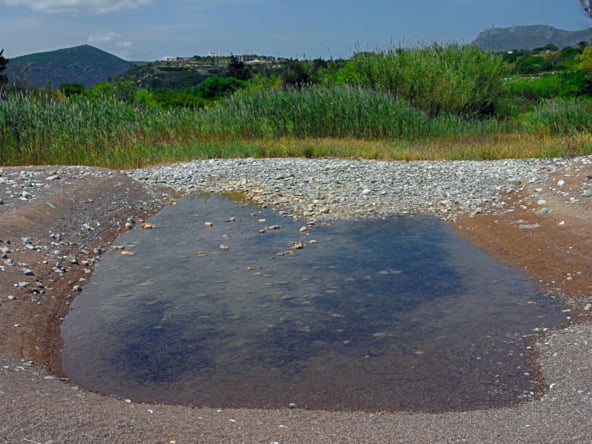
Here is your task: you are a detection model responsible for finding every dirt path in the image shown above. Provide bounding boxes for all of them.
[1,161,591,443]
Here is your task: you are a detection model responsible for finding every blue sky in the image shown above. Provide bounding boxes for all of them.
[0,0,589,61]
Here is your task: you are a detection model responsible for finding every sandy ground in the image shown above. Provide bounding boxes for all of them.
[0,160,591,443]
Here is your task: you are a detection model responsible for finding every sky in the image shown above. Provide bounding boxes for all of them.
[0,0,589,61]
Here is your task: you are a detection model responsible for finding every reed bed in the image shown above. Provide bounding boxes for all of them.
[1,88,591,168]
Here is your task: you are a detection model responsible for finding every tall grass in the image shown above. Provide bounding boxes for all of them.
[199,85,505,140]
[1,89,591,168]
[523,97,592,135]
[0,94,200,166]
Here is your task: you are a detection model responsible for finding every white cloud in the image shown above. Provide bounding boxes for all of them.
[116,40,132,48]
[87,31,121,43]
[1,0,151,14]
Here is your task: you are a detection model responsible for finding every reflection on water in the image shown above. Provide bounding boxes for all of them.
[61,194,565,412]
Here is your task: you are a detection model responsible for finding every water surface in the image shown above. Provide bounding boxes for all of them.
[61,194,564,411]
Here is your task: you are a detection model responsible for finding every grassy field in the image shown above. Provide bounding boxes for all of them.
[1,85,592,168]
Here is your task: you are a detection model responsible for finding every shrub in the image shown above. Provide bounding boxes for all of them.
[334,44,507,117]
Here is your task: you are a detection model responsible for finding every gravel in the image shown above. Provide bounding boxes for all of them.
[127,157,570,222]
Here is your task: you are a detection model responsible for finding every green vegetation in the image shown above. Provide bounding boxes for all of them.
[336,44,506,117]
[2,43,592,168]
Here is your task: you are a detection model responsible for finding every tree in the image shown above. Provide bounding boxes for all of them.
[228,56,252,81]
[60,82,86,96]
[0,48,9,85]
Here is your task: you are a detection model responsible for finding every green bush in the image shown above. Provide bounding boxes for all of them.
[186,76,247,99]
[498,72,592,117]
[334,44,507,117]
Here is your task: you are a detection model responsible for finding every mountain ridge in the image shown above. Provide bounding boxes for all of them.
[473,25,592,52]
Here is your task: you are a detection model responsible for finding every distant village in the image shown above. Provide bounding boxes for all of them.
[164,53,287,66]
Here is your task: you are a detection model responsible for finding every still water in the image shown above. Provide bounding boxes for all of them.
[61,194,564,412]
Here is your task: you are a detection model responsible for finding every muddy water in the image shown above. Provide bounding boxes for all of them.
[61,194,565,412]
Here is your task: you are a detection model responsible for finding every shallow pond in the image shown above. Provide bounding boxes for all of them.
[61,194,565,412]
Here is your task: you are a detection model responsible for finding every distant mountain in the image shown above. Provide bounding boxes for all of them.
[473,25,592,52]
[4,45,134,88]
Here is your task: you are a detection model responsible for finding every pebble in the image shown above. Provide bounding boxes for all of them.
[126,158,575,222]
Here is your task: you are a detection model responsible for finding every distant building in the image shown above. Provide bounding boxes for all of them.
[234,54,258,63]
[208,51,222,57]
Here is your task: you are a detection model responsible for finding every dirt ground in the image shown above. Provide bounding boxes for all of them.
[0,160,591,443]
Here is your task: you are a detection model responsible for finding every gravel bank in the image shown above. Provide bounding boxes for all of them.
[0,157,591,443]
[127,157,573,221]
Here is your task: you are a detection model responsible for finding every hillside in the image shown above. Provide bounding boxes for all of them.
[473,25,592,52]
[125,55,289,89]
[4,45,134,88]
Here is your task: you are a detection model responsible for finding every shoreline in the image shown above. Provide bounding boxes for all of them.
[1,158,591,443]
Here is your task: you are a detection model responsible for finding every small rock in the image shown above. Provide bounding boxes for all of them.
[219,244,229,251]
[66,255,78,264]
[204,222,214,227]
[583,189,592,198]
[291,241,304,250]
[23,268,34,276]
[518,223,541,229]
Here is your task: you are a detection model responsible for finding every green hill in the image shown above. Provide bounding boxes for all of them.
[4,45,134,88]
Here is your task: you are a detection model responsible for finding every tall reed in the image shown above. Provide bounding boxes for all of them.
[336,44,507,117]
[199,85,502,140]
[523,97,592,135]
